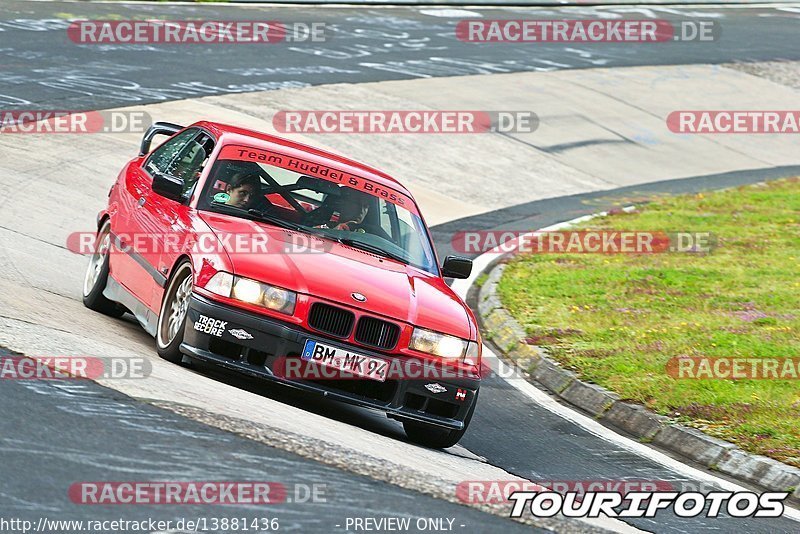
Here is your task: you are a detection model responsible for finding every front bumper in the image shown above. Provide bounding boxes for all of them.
[181,294,480,430]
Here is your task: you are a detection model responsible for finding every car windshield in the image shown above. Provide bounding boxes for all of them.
[198,152,439,274]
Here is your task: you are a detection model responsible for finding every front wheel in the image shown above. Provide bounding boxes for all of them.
[156,262,193,364]
[403,392,478,449]
[82,220,125,318]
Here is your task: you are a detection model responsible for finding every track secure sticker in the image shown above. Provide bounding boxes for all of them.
[194,315,227,337]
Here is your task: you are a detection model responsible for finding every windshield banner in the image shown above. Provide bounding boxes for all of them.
[218,145,419,215]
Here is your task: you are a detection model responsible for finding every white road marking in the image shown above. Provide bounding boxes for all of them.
[419,9,483,18]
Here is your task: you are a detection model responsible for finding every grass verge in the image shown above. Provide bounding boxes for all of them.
[497,178,800,467]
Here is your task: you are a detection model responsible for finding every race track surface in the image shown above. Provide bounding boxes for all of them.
[1,2,799,111]
[1,2,799,533]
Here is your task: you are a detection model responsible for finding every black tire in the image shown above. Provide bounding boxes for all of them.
[403,391,478,449]
[156,261,193,364]
[82,220,125,318]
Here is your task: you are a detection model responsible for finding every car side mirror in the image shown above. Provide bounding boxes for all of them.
[139,121,184,156]
[151,171,184,202]
[442,255,473,279]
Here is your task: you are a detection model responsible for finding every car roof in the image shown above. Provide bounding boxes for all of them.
[192,121,414,198]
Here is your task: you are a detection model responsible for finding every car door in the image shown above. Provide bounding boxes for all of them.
[146,131,215,311]
[120,128,201,311]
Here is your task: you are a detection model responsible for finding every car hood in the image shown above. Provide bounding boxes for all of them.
[199,212,473,339]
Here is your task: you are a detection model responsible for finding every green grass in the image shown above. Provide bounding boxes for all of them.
[498,178,800,467]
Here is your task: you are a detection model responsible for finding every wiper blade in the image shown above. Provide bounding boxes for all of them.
[210,202,303,231]
[247,209,304,231]
[338,238,408,265]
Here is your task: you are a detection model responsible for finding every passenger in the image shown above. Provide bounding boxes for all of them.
[222,172,261,209]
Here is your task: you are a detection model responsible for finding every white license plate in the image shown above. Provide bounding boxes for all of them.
[301,339,388,382]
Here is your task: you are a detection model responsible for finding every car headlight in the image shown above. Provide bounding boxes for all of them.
[409,327,468,360]
[205,272,296,315]
[233,278,262,304]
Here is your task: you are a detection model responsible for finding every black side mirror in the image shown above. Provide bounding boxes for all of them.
[139,122,184,156]
[442,255,473,279]
[152,171,184,202]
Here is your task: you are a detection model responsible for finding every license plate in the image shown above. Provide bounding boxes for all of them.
[301,339,388,382]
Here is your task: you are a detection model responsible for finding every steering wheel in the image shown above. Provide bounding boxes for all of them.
[301,202,337,227]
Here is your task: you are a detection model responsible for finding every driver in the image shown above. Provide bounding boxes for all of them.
[320,187,371,233]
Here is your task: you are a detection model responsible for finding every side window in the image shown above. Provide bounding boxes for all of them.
[379,199,395,240]
[396,208,429,264]
[146,129,215,199]
[174,133,214,196]
[145,128,198,176]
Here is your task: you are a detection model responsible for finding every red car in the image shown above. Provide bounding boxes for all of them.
[82,121,481,448]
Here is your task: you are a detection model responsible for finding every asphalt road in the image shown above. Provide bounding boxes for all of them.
[1,2,800,534]
[1,1,799,111]
[4,165,798,533]
[0,346,540,534]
